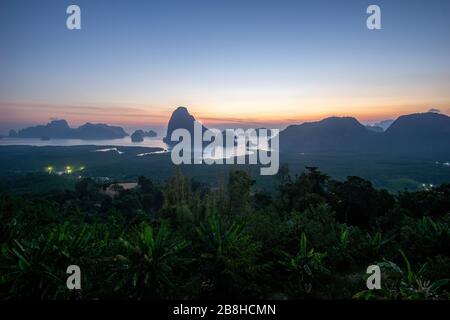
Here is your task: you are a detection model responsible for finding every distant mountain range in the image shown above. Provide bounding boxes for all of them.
[367,119,395,131]
[162,107,450,157]
[9,120,129,140]
[365,125,384,133]
[8,108,450,157]
[279,112,450,156]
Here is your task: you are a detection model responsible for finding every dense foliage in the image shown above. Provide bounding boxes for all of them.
[0,167,449,300]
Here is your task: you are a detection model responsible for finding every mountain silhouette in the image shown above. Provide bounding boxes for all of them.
[163,107,207,145]
[383,112,450,154]
[131,129,157,142]
[385,112,450,138]
[278,112,450,156]
[12,120,128,140]
[13,120,72,139]
[279,117,378,153]
[75,123,128,140]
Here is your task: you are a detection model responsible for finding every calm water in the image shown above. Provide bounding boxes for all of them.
[0,137,168,149]
[0,137,273,159]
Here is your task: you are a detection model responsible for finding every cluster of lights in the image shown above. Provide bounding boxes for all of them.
[45,165,85,174]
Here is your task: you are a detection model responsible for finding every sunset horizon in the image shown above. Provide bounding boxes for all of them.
[2,0,449,133]
[1,101,449,134]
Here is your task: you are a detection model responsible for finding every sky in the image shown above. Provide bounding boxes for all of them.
[1,0,449,134]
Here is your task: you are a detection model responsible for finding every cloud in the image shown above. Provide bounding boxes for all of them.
[428,108,441,113]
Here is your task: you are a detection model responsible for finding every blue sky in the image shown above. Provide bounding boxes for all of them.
[1,0,449,133]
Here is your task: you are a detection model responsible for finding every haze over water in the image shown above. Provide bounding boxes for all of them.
[0,137,168,149]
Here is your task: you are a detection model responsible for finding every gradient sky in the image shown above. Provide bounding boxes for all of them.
[1,0,449,133]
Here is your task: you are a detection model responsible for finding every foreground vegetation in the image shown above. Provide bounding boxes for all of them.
[0,167,449,300]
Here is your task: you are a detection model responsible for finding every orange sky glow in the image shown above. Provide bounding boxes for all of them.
[2,98,449,132]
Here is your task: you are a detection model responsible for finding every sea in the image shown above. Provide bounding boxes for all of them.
[0,137,168,149]
[0,136,271,159]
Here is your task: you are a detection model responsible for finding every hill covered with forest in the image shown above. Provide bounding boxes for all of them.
[0,168,449,300]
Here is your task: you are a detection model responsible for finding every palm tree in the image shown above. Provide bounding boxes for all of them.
[354,249,449,300]
[0,239,62,299]
[195,213,263,298]
[0,223,110,299]
[110,222,188,299]
[280,233,328,298]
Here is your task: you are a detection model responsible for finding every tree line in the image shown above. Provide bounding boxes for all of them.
[0,166,449,300]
